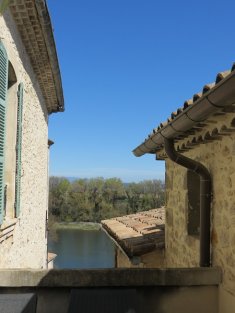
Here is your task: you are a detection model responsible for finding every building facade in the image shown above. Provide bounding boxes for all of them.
[133,64,235,312]
[0,0,63,268]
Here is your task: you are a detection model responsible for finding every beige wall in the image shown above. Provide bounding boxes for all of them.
[0,11,49,268]
[163,111,235,311]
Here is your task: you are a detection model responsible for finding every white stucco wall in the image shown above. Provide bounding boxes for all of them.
[0,10,49,268]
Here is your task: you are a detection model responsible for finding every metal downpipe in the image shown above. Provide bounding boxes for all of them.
[164,138,212,267]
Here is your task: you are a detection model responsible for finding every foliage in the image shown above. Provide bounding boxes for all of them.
[49,177,165,224]
[0,0,10,15]
[52,222,101,231]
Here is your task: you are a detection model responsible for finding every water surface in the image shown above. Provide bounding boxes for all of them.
[48,228,115,269]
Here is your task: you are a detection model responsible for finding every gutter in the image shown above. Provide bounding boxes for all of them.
[133,67,235,157]
[164,138,211,267]
[35,0,64,113]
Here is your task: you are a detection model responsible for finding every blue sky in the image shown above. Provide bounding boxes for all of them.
[47,0,235,182]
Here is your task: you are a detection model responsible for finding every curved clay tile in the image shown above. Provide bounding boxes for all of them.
[193,92,202,102]
[183,99,193,109]
[220,125,228,132]
[197,135,203,143]
[204,131,213,141]
[160,121,168,128]
[215,70,231,84]
[220,125,234,134]
[202,83,215,94]
[186,140,192,147]
[192,137,197,144]
[177,108,182,114]
[181,143,189,150]
[231,118,235,128]
[211,128,221,139]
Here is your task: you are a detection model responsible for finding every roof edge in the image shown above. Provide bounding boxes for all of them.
[133,66,235,157]
[35,0,64,113]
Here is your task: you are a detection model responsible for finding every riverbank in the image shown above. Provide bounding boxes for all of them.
[51,222,101,231]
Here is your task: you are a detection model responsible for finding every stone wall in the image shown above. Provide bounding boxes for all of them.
[163,110,235,310]
[116,248,165,268]
[0,11,48,268]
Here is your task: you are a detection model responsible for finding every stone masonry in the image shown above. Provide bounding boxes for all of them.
[164,110,235,309]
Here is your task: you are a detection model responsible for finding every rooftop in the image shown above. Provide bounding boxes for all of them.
[133,63,235,158]
[8,0,64,113]
[101,208,165,258]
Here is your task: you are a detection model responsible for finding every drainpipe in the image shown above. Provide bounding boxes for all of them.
[164,138,212,267]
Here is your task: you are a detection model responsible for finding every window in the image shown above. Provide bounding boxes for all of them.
[187,169,200,236]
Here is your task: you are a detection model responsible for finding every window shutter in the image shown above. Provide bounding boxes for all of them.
[0,42,8,224]
[15,83,23,217]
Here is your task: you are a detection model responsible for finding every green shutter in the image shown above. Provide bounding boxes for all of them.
[0,42,8,224]
[15,83,23,217]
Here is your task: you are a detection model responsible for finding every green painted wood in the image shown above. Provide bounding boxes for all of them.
[0,41,8,224]
[15,83,23,217]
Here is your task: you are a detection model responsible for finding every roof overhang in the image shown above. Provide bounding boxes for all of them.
[133,64,235,157]
[8,0,64,113]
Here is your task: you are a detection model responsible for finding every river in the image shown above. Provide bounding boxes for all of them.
[48,226,115,269]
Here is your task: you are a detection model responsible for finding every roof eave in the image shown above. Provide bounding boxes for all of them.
[35,0,64,113]
[133,67,235,157]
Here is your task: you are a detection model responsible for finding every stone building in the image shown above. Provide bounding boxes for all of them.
[133,64,235,313]
[0,0,63,268]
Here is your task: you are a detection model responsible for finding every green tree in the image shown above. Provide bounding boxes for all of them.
[48,177,165,225]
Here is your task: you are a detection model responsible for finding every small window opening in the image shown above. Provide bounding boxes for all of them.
[8,61,17,88]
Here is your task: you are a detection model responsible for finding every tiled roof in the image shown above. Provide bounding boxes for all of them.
[47,252,57,262]
[133,63,235,157]
[101,208,165,257]
[8,0,64,113]
[154,66,233,128]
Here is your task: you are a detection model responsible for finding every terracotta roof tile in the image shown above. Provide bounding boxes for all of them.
[101,208,165,257]
[133,62,235,157]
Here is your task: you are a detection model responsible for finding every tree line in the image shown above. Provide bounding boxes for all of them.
[49,177,165,223]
